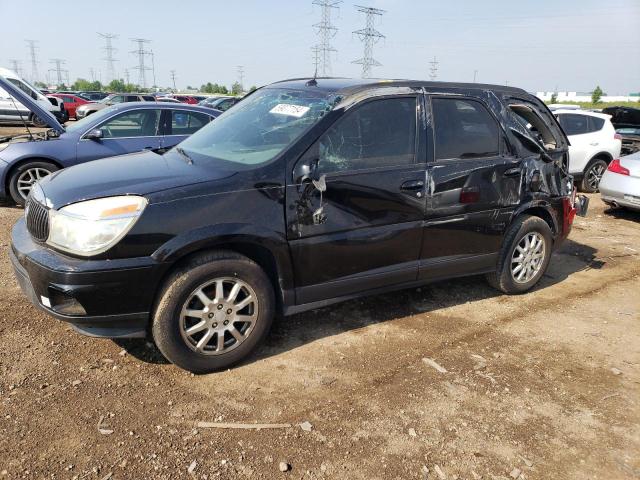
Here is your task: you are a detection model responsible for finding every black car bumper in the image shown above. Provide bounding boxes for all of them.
[10,218,170,338]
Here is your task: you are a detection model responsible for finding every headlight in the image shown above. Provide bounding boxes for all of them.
[47,196,147,256]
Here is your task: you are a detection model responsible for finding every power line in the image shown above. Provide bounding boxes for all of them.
[49,58,68,87]
[130,38,152,88]
[312,0,341,76]
[25,40,39,84]
[352,5,385,79]
[170,70,177,91]
[98,33,118,83]
[428,56,439,81]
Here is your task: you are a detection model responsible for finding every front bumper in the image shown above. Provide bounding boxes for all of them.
[10,218,170,338]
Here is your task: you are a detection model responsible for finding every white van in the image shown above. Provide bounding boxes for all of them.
[0,67,65,127]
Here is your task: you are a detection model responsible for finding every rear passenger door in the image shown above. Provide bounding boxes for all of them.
[160,109,213,150]
[556,113,591,173]
[420,96,521,280]
[287,95,427,304]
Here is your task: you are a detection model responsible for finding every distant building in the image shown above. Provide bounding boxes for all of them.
[536,91,638,103]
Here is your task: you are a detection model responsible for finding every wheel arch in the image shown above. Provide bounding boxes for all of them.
[4,157,64,199]
[152,230,295,314]
[584,151,613,171]
[510,201,559,237]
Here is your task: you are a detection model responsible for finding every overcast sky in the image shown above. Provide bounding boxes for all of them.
[1,0,638,94]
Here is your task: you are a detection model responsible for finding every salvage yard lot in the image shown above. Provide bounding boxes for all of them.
[0,196,638,479]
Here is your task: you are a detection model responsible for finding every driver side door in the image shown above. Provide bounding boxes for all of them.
[286,95,427,305]
[75,108,162,165]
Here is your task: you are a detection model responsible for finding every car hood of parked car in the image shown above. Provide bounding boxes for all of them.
[37,149,237,209]
[0,76,65,134]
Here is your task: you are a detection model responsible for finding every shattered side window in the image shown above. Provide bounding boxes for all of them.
[317,97,417,174]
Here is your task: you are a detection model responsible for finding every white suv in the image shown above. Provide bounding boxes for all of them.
[554,109,622,192]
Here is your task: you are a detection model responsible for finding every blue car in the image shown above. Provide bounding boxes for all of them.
[0,83,220,205]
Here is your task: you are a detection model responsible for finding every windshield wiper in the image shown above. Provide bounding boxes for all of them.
[175,147,194,165]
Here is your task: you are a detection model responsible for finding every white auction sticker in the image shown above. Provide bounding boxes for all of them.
[269,104,310,118]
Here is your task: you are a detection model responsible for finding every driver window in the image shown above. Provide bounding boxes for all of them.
[99,110,160,138]
[316,97,417,174]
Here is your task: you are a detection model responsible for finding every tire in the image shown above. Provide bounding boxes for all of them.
[486,215,553,294]
[580,158,608,193]
[8,161,59,206]
[152,250,275,373]
[30,114,48,128]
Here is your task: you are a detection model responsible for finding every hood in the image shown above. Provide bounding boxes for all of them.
[0,76,65,134]
[37,149,236,208]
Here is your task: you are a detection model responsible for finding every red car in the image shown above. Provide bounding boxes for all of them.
[170,95,199,105]
[49,94,89,119]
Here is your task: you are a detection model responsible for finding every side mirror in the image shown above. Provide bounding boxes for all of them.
[85,128,103,140]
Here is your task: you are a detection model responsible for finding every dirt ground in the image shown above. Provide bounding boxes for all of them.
[0,189,638,479]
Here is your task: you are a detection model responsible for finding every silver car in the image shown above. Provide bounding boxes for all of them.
[76,93,155,118]
[599,152,640,211]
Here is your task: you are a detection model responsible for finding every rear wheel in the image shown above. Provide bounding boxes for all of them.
[580,158,608,193]
[486,215,553,294]
[152,250,275,373]
[8,161,59,206]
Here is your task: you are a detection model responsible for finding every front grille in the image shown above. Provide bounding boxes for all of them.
[25,196,50,242]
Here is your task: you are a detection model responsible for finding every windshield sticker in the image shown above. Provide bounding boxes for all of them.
[269,104,310,118]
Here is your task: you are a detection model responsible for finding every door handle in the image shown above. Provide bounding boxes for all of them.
[400,180,424,198]
[590,142,599,146]
[503,167,522,177]
[143,146,155,150]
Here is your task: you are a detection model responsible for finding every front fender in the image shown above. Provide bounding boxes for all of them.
[151,222,295,296]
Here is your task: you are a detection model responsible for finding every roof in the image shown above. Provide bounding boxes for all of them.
[267,77,529,96]
[104,101,216,114]
[553,109,612,119]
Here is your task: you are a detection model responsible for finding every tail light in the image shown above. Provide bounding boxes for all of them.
[607,159,629,176]
[614,133,622,141]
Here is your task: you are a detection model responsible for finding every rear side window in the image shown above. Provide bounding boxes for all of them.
[170,110,211,135]
[588,116,605,132]
[143,96,155,101]
[126,95,140,102]
[316,97,417,174]
[432,98,500,160]
[557,114,588,135]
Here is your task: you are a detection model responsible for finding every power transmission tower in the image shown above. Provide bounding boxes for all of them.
[124,69,130,85]
[49,59,68,87]
[25,40,40,84]
[90,68,96,82]
[236,66,245,92]
[428,56,439,81]
[150,50,157,88]
[311,45,321,76]
[130,38,152,88]
[473,70,478,83]
[98,33,118,83]
[312,0,341,76]
[9,59,22,77]
[170,70,177,91]
[352,5,385,79]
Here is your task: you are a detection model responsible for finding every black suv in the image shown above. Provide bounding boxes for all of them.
[10,78,587,373]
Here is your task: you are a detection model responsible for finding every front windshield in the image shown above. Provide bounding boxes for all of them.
[98,95,115,104]
[65,105,119,133]
[178,88,335,166]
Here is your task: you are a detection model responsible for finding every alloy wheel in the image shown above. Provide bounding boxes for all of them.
[586,163,606,191]
[17,168,52,200]
[179,277,258,355]
[510,232,546,284]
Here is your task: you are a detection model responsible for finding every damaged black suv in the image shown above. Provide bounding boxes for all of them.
[9,78,587,373]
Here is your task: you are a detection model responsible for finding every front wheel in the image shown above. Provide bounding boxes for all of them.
[580,158,608,193]
[8,161,59,206]
[486,215,553,294]
[152,251,275,373]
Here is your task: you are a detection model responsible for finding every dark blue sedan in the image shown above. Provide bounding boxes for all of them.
[0,99,219,205]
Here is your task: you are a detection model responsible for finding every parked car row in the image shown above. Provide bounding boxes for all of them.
[3,74,589,372]
[0,85,220,205]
